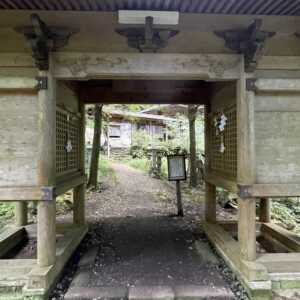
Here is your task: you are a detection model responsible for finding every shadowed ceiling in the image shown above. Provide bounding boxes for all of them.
[0,0,300,16]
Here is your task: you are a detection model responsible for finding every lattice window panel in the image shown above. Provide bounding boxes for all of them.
[56,109,80,176]
[210,105,237,179]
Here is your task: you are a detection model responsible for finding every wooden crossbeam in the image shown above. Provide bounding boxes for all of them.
[79,86,210,104]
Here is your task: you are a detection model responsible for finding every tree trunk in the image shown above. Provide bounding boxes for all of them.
[88,104,103,188]
[188,105,198,188]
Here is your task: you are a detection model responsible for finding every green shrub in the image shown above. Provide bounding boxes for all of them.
[0,203,14,228]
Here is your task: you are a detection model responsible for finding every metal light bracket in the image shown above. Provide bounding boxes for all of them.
[36,76,48,90]
[116,16,179,53]
[246,78,257,92]
[238,185,253,198]
[215,19,275,72]
[41,186,56,201]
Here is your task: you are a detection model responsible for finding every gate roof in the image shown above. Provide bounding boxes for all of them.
[0,0,300,16]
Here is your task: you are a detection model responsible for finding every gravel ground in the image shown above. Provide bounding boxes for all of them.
[50,162,248,299]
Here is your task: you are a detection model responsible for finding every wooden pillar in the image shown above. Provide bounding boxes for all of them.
[204,104,217,222]
[15,202,28,227]
[260,198,271,223]
[74,100,86,225]
[238,198,257,261]
[37,201,56,267]
[205,183,216,223]
[37,57,57,267]
[237,62,256,261]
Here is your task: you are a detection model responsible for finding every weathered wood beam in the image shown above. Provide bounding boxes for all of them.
[257,253,300,273]
[79,86,209,104]
[205,173,238,193]
[15,202,28,227]
[56,175,86,196]
[0,187,45,201]
[0,77,37,90]
[258,56,300,70]
[254,78,300,93]
[112,80,209,93]
[238,184,300,198]
[261,223,300,252]
[259,198,271,223]
[53,53,241,80]
[238,198,257,261]
[37,56,56,268]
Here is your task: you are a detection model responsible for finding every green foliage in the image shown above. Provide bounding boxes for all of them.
[165,114,205,155]
[217,190,300,234]
[272,198,300,233]
[129,130,152,158]
[97,158,117,186]
[105,104,152,113]
[0,203,14,228]
[128,113,204,159]
[125,157,150,172]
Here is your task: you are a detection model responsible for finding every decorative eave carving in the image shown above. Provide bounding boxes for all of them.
[15,14,78,71]
[116,16,179,53]
[215,19,275,73]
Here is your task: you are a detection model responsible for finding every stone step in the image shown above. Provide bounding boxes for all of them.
[64,286,128,300]
[273,289,300,300]
[64,285,235,300]
[129,286,174,300]
[174,285,235,300]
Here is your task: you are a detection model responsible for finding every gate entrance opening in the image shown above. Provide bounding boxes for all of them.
[1,52,300,299]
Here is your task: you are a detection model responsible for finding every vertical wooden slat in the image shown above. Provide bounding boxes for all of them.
[88,0,98,10]
[31,0,46,10]
[281,2,300,15]
[37,56,57,268]
[70,0,81,10]
[247,0,265,14]
[263,0,285,15]
[73,99,86,225]
[204,104,217,223]
[196,0,210,12]
[220,0,236,14]
[206,0,219,13]
[254,0,276,15]
[2,0,18,8]
[59,0,73,10]
[19,0,35,9]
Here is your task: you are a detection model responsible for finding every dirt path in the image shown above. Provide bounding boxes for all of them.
[51,162,245,299]
[87,162,177,220]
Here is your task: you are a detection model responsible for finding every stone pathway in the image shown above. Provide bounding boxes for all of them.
[54,162,238,299]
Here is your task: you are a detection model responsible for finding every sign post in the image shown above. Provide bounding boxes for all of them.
[167,155,187,217]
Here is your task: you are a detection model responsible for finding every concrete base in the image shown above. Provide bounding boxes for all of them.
[0,226,27,258]
[0,223,88,300]
[203,221,300,300]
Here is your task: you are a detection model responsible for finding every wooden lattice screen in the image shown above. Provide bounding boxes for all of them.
[210,105,237,179]
[56,108,80,177]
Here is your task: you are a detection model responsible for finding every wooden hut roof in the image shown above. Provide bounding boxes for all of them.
[107,110,176,122]
[0,0,300,16]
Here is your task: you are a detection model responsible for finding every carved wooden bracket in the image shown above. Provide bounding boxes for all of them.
[15,14,78,70]
[116,16,179,53]
[215,19,275,72]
